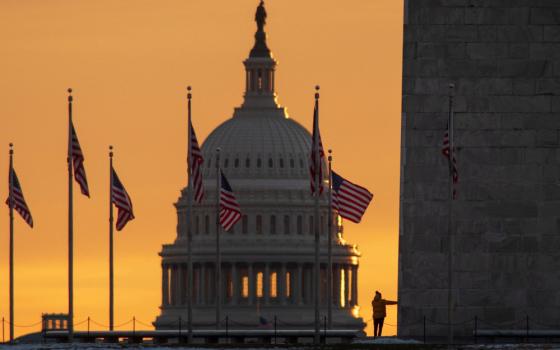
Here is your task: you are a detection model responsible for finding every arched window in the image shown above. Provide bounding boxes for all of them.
[195,215,200,234]
[268,158,273,168]
[290,159,295,168]
[257,271,263,297]
[224,158,229,168]
[246,158,251,168]
[248,70,253,91]
[205,215,210,235]
[256,215,263,234]
[270,215,276,234]
[284,215,290,235]
[234,158,239,168]
[242,275,249,298]
[279,159,284,168]
[297,215,303,235]
[257,158,262,168]
[270,272,277,298]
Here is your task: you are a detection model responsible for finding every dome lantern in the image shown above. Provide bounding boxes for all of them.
[241,0,279,110]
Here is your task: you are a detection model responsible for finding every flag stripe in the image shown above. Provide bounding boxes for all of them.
[309,102,325,195]
[70,122,90,197]
[189,119,204,203]
[6,168,33,227]
[219,171,241,231]
[331,171,373,224]
[111,168,134,231]
[441,126,459,199]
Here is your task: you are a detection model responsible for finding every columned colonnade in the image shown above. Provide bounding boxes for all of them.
[162,262,358,308]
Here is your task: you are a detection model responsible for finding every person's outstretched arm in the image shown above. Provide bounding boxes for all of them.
[385,300,398,305]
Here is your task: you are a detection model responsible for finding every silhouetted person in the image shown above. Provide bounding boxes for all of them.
[371,291,397,337]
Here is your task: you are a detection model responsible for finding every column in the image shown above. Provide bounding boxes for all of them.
[175,265,181,306]
[170,265,177,306]
[333,264,341,307]
[279,264,286,304]
[296,264,303,305]
[178,264,185,305]
[248,263,255,305]
[200,264,206,305]
[162,264,169,306]
[351,265,358,306]
[252,69,258,91]
[232,263,238,305]
[198,264,204,305]
[263,263,270,304]
[321,264,327,305]
[305,265,313,305]
[344,265,350,308]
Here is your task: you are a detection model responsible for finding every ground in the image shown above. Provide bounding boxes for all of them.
[3,338,560,350]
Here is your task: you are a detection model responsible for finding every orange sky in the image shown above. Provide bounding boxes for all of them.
[0,0,403,338]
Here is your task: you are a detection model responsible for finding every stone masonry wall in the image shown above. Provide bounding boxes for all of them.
[399,0,560,339]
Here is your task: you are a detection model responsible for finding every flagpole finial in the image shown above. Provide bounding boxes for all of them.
[315,85,320,99]
[109,145,113,158]
[328,149,332,162]
[67,88,73,102]
[187,86,192,100]
[9,143,13,155]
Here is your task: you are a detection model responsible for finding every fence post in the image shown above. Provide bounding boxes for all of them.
[324,315,327,343]
[474,316,477,344]
[423,315,426,344]
[274,315,277,344]
[225,316,229,344]
[133,316,136,338]
[526,315,529,343]
[87,317,90,336]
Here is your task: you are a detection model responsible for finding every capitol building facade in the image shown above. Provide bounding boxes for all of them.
[154,2,364,331]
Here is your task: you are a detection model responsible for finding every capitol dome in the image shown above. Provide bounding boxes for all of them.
[201,113,312,181]
[155,1,364,335]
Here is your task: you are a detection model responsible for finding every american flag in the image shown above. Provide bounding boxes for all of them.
[6,168,33,228]
[219,171,241,231]
[111,168,134,231]
[309,102,325,195]
[70,122,90,197]
[189,119,204,203]
[331,171,373,224]
[441,124,458,199]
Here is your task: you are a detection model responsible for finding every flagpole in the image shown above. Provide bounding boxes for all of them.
[215,148,221,330]
[186,86,194,343]
[8,143,14,343]
[67,88,74,342]
[109,146,114,331]
[313,86,321,345]
[327,149,333,330]
[447,83,455,346]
